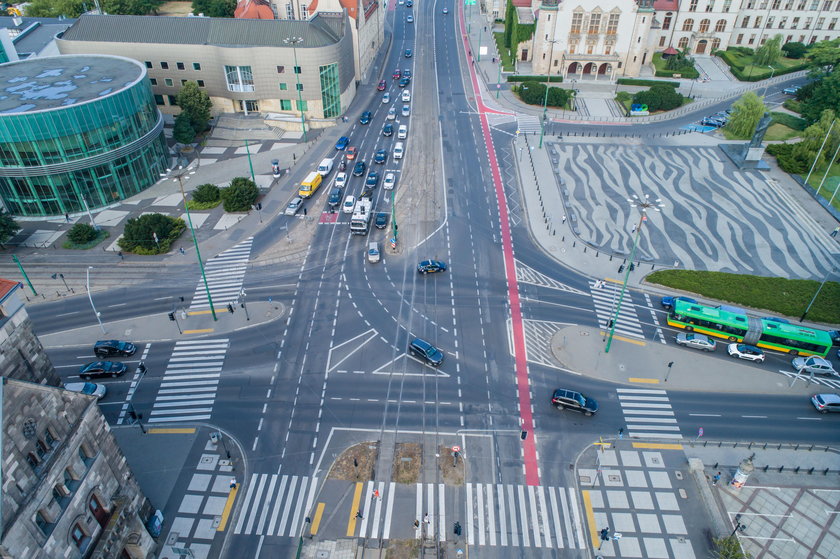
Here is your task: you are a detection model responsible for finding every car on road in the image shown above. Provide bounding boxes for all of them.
[409,338,444,366]
[727,343,766,363]
[404,69,412,78]
[94,340,136,358]
[783,85,801,95]
[402,104,410,117]
[406,0,413,6]
[342,195,356,213]
[284,197,304,216]
[811,393,840,413]
[374,149,387,164]
[360,111,372,125]
[830,330,840,347]
[551,388,598,416]
[360,189,374,200]
[383,123,394,136]
[407,14,414,22]
[417,260,447,274]
[675,332,717,352]
[365,170,380,187]
[374,212,388,229]
[353,161,367,176]
[399,77,410,88]
[377,80,387,91]
[398,124,408,139]
[328,187,343,208]
[79,361,127,379]
[345,146,358,160]
[659,296,697,310]
[335,136,350,150]
[335,172,347,189]
[387,107,397,120]
[792,356,837,376]
[368,241,380,263]
[442,7,448,13]
[402,90,411,102]
[64,382,107,399]
[383,172,396,190]
[405,49,412,58]
[393,68,401,79]
[382,92,390,104]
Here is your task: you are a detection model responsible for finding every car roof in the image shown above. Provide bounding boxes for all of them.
[816,393,840,404]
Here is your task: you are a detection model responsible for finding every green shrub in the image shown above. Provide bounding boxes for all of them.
[192,183,220,203]
[118,213,186,254]
[632,84,685,112]
[186,199,222,211]
[770,111,807,130]
[67,223,98,244]
[783,98,802,113]
[62,229,108,250]
[766,143,810,173]
[617,78,679,88]
[220,177,259,212]
[507,75,563,83]
[781,41,808,59]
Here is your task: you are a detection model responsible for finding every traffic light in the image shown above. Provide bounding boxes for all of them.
[168,312,175,321]
[629,263,635,272]
[618,264,625,273]
[227,303,234,313]
[127,410,137,422]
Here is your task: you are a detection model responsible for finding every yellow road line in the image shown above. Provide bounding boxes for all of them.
[628,377,660,384]
[310,502,326,535]
[346,482,364,537]
[183,328,215,334]
[632,442,684,450]
[147,427,196,434]
[597,332,646,346]
[603,278,620,285]
[187,310,214,315]
[581,490,599,549]
[217,485,238,531]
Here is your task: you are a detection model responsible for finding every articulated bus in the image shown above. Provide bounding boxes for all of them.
[667,300,832,358]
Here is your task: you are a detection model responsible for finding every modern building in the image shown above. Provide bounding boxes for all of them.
[57,13,357,121]
[0,15,75,64]
[0,278,60,386]
[0,54,168,217]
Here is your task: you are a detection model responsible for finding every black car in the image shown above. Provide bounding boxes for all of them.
[328,187,343,207]
[409,338,444,366]
[79,361,128,379]
[660,295,697,310]
[360,189,374,200]
[360,111,372,125]
[398,77,410,88]
[374,212,388,229]
[365,171,379,187]
[374,149,387,164]
[551,388,598,416]
[383,123,394,137]
[353,161,367,176]
[94,340,137,358]
[417,260,447,274]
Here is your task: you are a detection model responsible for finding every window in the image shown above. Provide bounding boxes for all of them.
[36,439,49,459]
[723,0,732,10]
[285,3,294,18]
[706,0,715,11]
[699,19,710,32]
[224,65,255,92]
[683,18,694,31]
[277,65,285,73]
[587,43,594,54]
[772,0,781,6]
[45,430,57,448]
[736,33,744,43]
[294,65,301,74]
[779,17,787,28]
[149,78,157,85]
[26,452,39,469]
[659,36,667,46]
[793,17,800,28]
[754,16,762,28]
[280,99,292,110]
[689,0,698,11]
[160,62,169,69]
[279,82,288,90]
[588,12,602,34]
[741,16,750,27]
[181,79,188,86]
[144,61,152,69]
[164,78,173,87]
[571,11,583,33]
[197,80,205,87]
[811,0,819,8]
[167,95,177,105]
[604,45,612,55]
[296,99,308,111]
[569,42,577,53]
[830,18,837,29]
[154,95,165,105]
[663,13,672,29]
[817,17,825,28]
[35,512,52,535]
[824,0,833,8]
[176,62,185,70]
[805,17,813,28]
[320,62,341,118]
[767,16,775,28]
[749,33,756,44]
[71,524,88,550]
[712,37,721,50]
[678,36,689,48]
[296,83,303,91]
[607,13,619,34]
[193,62,201,70]
[716,19,727,31]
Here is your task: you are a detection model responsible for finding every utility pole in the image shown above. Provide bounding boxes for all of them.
[285,37,308,142]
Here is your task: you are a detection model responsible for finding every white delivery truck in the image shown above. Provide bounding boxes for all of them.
[350,198,373,235]
[317,158,334,176]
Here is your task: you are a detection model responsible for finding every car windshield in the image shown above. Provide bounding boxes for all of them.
[575,394,586,407]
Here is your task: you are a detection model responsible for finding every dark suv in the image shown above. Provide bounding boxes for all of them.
[409,338,444,366]
[94,340,136,358]
[551,388,598,416]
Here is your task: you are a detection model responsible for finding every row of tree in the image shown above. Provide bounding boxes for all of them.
[23,0,235,18]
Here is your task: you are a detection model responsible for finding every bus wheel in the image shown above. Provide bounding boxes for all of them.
[728,336,737,342]
[685,326,693,332]
[790,350,798,356]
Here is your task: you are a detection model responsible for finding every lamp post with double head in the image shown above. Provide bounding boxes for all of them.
[86,266,106,334]
[284,37,308,142]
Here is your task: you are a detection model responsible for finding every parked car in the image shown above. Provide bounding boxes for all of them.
[64,382,107,399]
[374,149,387,164]
[551,388,598,416]
[365,170,379,187]
[377,80,387,91]
[360,111,372,125]
[417,260,447,274]
[660,296,697,310]
[284,197,303,216]
[335,172,347,189]
[342,195,356,213]
[405,49,413,58]
[353,161,367,176]
[374,212,388,229]
[94,340,136,358]
[409,338,444,366]
[79,361,127,379]
[792,356,837,376]
[383,123,394,137]
[727,343,766,363]
[383,172,396,190]
[335,136,350,150]
[675,332,717,352]
[783,85,801,95]
[811,393,840,413]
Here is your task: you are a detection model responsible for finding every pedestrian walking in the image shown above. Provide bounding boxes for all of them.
[118,251,124,261]
[423,513,430,525]
[179,247,185,255]
[561,214,567,224]
[712,472,721,485]
[65,213,70,222]
[356,510,364,519]
[372,489,380,501]
[303,207,307,216]
[832,226,839,238]
[230,477,237,490]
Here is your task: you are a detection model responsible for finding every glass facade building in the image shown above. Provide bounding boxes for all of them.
[0,55,168,216]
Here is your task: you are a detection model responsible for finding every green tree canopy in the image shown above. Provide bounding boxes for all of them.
[220,178,259,212]
[711,535,752,559]
[795,109,840,166]
[806,38,840,74]
[173,113,196,144]
[754,34,783,66]
[800,67,840,123]
[176,81,213,134]
[192,183,220,204]
[632,84,684,112]
[0,209,20,247]
[67,223,98,244]
[118,213,186,254]
[24,0,85,17]
[724,91,767,139]
[101,0,161,15]
[192,0,236,17]
[781,41,807,59]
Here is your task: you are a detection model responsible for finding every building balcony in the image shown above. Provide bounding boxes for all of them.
[692,30,716,38]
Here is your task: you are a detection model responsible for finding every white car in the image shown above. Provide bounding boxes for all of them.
[64,382,107,399]
[382,92,390,104]
[342,195,356,214]
[407,14,414,22]
[384,172,396,190]
[335,172,347,189]
[398,124,408,139]
[402,104,410,117]
[284,197,303,216]
[726,343,765,363]
[401,90,411,102]
[387,107,396,120]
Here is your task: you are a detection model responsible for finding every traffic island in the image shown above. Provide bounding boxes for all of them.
[392,442,422,484]
[437,444,465,485]
[327,441,379,482]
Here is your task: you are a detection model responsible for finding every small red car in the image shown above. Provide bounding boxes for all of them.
[393,69,401,79]
[377,80,387,91]
[345,147,358,160]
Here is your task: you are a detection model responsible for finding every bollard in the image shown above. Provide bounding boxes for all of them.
[763,465,768,472]
[583,246,586,253]
[562,236,565,242]
[778,443,782,450]
[596,251,599,258]
[808,467,814,475]
[609,255,612,261]
[779,465,784,472]
[763,443,767,450]
[748,442,753,449]
[573,241,576,247]
[809,444,814,451]
[824,468,829,475]
[713,462,719,469]
[795,466,800,473]
[795,444,799,451]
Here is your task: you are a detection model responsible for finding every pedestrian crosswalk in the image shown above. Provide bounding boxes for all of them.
[234,474,319,537]
[516,260,587,295]
[516,114,542,134]
[148,339,229,423]
[778,370,840,390]
[189,236,254,311]
[617,388,682,439]
[590,280,645,339]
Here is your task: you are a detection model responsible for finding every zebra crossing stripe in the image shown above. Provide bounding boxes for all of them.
[486,483,496,546]
[189,237,253,310]
[256,475,277,535]
[477,481,486,546]
[518,485,530,547]
[497,485,508,547]
[538,485,551,547]
[528,485,541,547]
[438,483,446,543]
[569,487,586,549]
[276,476,297,536]
[427,483,435,537]
[289,477,309,537]
[247,474,269,535]
[465,483,475,545]
[415,484,422,539]
[358,481,372,536]
[549,488,564,548]
[507,484,518,547]
[234,472,260,535]
[382,482,396,540]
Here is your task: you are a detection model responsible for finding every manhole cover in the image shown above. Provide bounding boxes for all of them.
[608,475,622,482]
[675,471,683,480]
[317,551,330,558]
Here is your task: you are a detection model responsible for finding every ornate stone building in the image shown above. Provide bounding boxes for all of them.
[0,279,60,385]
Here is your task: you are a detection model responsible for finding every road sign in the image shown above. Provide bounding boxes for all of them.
[698,427,704,437]
[452,445,461,453]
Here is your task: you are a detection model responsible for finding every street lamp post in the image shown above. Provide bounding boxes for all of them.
[496,62,502,99]
[604,194,664,353]
[86,266,106,334]
[799,266,836,322]
[730,514,747,538]
[284,37,307,142]
[761,65,776,97]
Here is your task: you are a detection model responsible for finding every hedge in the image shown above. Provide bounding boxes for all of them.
[652,52,700,79]
[617,78,679,88]
[716,48,808,81]
[507,75,563,83]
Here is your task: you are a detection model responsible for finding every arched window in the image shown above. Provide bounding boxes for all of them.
[715,19,727,32]
[699,19,711,32]
[682,18,694,31]
[712,37,722,50]
[678,37,690,49]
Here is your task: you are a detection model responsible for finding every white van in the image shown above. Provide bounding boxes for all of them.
[393,141,404,160]
[317,158,333,176]
[397,125,408,139]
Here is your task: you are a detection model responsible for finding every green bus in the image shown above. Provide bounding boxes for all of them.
[667,300,831,358]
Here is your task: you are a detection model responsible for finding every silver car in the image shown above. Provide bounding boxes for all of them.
[675,332,717,352]
[792,356,837,376]
[284,197,303,216]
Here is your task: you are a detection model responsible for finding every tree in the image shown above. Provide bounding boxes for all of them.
[503,0,514,48]
[806,38,840,74]
[724,91,767,139]
[176,81,213,134]
[23,0,86,17]
[800,67,840,123]
[173,114,196,144]
[119,213,186,254]
[632,84,684,112]
[192,0,236,17]
[770,109,840,173]
[67,223,98,244]
[711,535,752,559]
[546,87,570,108]
[192,183,220,204]
[0,209,20,247]
[101,0,162,15]
[781,41,807,59]
[220,178,259,212]
[753,34,783,66]
[517,81,546,105]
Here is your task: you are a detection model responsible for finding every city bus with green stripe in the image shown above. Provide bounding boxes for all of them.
[667,300,831,357]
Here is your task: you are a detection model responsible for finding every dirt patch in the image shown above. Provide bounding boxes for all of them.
[327,442,379,482]
[392,443,422,484]
[158,1,194,15]
[385,539,420,558]
[437,445,465,486]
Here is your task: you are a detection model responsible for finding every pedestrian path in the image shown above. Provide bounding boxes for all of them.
[616,388,682,440]
[233,473,319,537]
[590,281,645,339]
[189,236,254,311]
[148,339,230,423]
[516,114,541,134]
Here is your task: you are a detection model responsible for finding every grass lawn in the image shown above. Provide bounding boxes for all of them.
[494,32,515,72]
[806,160,840,212]
[764,123,799,141]
[646,270,840,325]
[718,50,806,80]
[651,52,699,79]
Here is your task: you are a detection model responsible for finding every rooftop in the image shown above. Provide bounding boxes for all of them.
[0,54,143,115]
[0,17,76,57]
